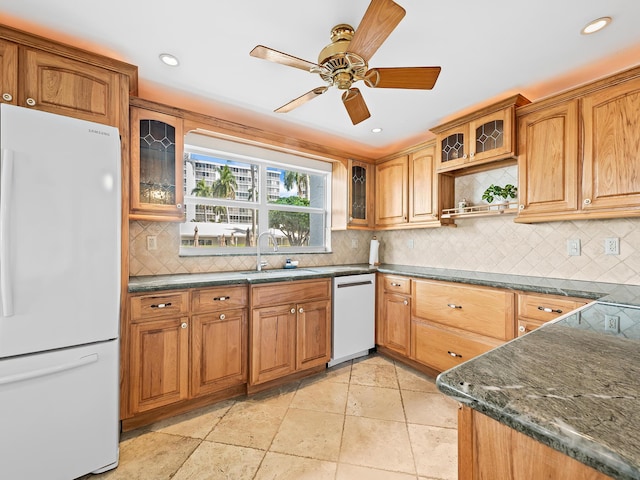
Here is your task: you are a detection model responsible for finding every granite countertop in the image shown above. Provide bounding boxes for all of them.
[437,302,640,480]
[129,263,640,306]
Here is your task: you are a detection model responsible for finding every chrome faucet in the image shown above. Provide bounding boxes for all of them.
[256,231,278,271]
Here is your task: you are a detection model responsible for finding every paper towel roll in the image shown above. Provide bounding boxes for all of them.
[369,237,379,266]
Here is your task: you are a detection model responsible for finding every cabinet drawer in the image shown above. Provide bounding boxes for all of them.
[382,275,411,294]
[192,285,248,313]
[518,293,587,322]
[413,280,514,340]
[411,320,501,372]
[130,291,189,321]
[251,279,330,308]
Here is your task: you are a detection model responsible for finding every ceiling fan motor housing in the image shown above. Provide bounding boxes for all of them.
[317,24,367,89]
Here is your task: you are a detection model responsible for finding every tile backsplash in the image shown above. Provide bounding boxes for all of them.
[130,215,640,286]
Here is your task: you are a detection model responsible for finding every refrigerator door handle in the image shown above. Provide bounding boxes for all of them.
[0,353,99,386]
[0,148,14,317]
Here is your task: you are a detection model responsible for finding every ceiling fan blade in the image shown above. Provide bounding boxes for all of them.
[275,86,329,113]
[342,88,371,125]
[250,45,320,72]
[347,0,406,63]
[365,66,442,89]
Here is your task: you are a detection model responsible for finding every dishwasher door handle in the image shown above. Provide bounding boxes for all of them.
[337,281,373,288]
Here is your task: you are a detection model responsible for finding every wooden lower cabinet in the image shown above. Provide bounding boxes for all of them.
[125,286,248,425]
[250,279,331,387]
[250,303,297,384]
[191,309,247,397]
[129,316,189,414]
[411,320,501,372]
[459,406,612,480]
[377,274,411,356]
[377,274,516,374]
[517,292,589,336]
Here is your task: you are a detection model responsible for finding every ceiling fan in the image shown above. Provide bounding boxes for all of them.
[249,0,441,125]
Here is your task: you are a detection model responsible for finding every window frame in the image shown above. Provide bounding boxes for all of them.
[179,136,332,257]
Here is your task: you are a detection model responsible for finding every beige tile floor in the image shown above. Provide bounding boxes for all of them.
[81,354,458,480]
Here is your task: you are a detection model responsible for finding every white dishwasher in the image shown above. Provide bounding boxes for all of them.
[329,273,376,367]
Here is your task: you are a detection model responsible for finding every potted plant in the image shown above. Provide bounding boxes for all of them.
[482,184,517,209]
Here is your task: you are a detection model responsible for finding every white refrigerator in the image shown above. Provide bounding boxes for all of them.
[0,104,121,479]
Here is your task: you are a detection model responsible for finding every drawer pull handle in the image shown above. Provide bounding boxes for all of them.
[151,302,172,309]
[537,306,562,314]
[447,303,462,309]
[448,351,462,358]
[214,296,230,301]
[391,282,402,287]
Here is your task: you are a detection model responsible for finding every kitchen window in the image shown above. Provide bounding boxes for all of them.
[179,133,331,256]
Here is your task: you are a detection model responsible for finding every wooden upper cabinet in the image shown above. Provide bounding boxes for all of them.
[582,77,640,212]
[348,159,374,228]
[130,105,185,221]
[433,95,530,173]
[375,155,408,226]
[517,70,640,223]
[0,39,17,104]
[19,47,124,126]
[517,100,580,219]
[409,143,438,223]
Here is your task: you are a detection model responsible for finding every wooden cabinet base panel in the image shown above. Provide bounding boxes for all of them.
[376,346,440,379]
[247,364,326,395]
[121,384,246,432]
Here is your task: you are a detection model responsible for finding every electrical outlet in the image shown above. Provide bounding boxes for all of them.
[605,314,620,333]
[567,239,581,256]
[407,239,414,249]
[351,238,359,249]
[604,237,620,255]
[147,235,157,251]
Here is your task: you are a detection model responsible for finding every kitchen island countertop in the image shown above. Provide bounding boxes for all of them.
[436,301,640,480]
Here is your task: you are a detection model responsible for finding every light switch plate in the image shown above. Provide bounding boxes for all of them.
[567,239,581,256]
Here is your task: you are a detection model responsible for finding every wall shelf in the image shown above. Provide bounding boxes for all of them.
[441,202,519,219]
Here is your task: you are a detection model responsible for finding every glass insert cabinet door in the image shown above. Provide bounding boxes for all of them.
[348,160,372,226]
[130,107,184,220]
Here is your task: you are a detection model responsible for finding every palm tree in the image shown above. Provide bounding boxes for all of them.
[191,179,216,222]
[283,171,309,200]
[212,165,238,223]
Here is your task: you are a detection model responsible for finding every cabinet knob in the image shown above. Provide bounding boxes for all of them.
[462,154,468,160]
[2,93,12,102]
[519,204,525,210]
[469,152,475,159]
[219,313,226,320]
[290,308,296,314]
[447,303,462,309]
[403,299,408,306]
[298,307,304,314]
[25,98,36,107]
[349,216,353,221]
[583,198,592,205]
[518,325,526,333]
[176,203,182,209]
[181,322,188,329]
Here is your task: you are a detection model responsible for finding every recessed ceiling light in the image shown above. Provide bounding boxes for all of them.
[581,17,612,35]
[159,53,180,66]
[371,128,383,133]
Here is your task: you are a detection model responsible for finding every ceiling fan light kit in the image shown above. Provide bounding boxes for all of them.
[249,0,441,125]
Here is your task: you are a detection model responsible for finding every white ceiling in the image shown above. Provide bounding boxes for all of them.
[4,1,640,159]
